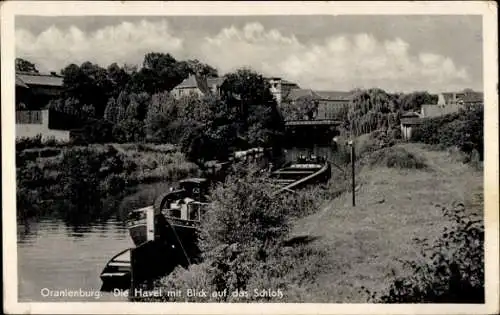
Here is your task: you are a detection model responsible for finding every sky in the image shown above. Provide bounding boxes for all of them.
[15,15,483,93]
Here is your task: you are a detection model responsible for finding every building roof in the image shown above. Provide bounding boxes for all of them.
[16,72,64,87]
[174,75,224,92]
[314,90,353,101]
[174,75,199,89]
[286,88,322,101]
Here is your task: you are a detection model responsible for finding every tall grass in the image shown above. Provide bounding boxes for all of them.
[364,202,484,303]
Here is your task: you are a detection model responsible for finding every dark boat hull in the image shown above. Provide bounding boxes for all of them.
[100,248,132,292]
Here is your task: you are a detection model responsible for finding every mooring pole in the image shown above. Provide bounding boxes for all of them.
[351,144,356,207]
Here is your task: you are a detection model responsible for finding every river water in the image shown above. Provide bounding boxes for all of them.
[17,218,134,302]
[17,182,175,302]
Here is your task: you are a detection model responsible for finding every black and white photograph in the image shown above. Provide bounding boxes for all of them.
[2,1,498,314]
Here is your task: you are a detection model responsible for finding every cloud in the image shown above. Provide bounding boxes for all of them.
[200,23,471,92]
[16,20,471,92]
[16,19,184,72]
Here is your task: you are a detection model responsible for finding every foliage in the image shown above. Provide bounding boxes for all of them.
[412,105,483,160]
[16,135,44,150]
[16,58,40,73]
[112,119,146,143]
[61,62,114,118]
[398,91,438,112]
[70,120,114,144]
[281,95,319,120]
[200,168,291,250]
[364,146,428,169]
[347,89,401,136]
[139,165,329,302]
[129,52,191,94]
[369,202,484,303]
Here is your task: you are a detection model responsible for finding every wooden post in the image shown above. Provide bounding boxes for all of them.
[129,247,136,299]
[351,144,356,207]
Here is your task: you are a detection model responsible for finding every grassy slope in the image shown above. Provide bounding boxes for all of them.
[290,143,483,302]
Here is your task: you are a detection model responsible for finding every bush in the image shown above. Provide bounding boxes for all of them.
[364,146,427,169]
[137,164,329,302]
[369,202,484,303]
[70,120,114,144]
[112,119,146,143]
[200,168,291,250]
[16,135,43,150]
[412,105,483,161]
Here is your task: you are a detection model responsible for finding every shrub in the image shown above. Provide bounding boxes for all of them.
[412,105,483,161]
[200,168,290,250]
[69,120,114,144]
[137,164,329,302]
[369,202,484,303]
[364,146,427,169]
[16,135,43,151]
[112,119,146,143]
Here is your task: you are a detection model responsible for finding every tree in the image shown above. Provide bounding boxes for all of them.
[399,92,438,112]
[280,95,319,121]
[16,58,39,73]
[220,68,284,148]
[187,59,219,77]
[107,63,131,97]
[61,62,114,118]
[129,52,192,94]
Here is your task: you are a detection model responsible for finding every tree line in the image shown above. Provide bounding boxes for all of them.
[16,55,283,165]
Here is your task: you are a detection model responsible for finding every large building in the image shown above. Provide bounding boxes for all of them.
[15,71,64,110]
[315,91,353,120]
[171,75,225,99]
[283,88,353,121]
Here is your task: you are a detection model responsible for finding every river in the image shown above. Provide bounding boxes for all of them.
[17,182,175,302]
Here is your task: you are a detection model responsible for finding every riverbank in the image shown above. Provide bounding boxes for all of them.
[16,142,199,223]
[289,143,483,302]
[139,142,483,303]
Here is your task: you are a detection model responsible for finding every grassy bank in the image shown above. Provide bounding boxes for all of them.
[16,142,199,222]
[137,143,483,303]
[289,143,483,302]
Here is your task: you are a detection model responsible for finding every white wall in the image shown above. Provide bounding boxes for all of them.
[16,110,70,142]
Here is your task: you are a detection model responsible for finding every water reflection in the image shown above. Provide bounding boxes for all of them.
[17,181,173,302]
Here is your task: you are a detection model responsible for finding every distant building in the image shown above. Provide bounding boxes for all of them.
[266,77,300,106]
[400,111,422,141]
[171,75,225,99]
[438,90,483,107]
[421,90,483,118]
[315,91,353,120]
[172,75,300,107]
[15,72,64,109]
[283,89,353,120]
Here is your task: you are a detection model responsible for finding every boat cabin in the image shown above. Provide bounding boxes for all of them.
[160,178,210,227]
